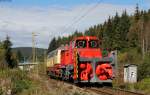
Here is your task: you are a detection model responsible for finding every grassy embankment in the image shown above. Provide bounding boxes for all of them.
[115,48,150,94]
[0,64,86,95]
[0,64,56,95]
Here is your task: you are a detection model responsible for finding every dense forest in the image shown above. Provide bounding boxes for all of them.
[48,5,150,81]
[48,5,150,54]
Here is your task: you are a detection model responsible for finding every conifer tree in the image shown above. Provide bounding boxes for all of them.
[118,10,130,48]
[135,4,140,21]
[112,12,121,49]
[103,16,113,48]
[47,37,57,53]
[3,36,17,68]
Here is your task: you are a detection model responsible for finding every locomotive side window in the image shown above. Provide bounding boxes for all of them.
[89,40,99,48]
[76,40,86,48]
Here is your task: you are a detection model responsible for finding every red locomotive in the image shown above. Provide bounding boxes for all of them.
[46,36,115,84]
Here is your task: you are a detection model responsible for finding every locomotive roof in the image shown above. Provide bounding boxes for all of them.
[73,36,99,41]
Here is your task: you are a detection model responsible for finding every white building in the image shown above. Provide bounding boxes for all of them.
[18,62,38,71]
[124,64,137,83]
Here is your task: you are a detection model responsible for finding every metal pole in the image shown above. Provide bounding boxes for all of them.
[142,20,145,59]
[32,32,39,63]
[32,32,36,64]
[44,51,47,74]
[114,50,119,95]
[115,50,118,84]
[32,32,39,78]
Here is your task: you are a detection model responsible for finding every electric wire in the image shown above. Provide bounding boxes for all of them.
[62,0,103,33]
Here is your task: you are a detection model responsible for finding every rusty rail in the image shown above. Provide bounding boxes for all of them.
[86,87,145,95]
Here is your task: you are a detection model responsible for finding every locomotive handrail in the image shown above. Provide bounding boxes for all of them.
[79,57,112,63]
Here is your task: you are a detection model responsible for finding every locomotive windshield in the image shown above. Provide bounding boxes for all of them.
[89,40,99,48]
[76,40,86,48]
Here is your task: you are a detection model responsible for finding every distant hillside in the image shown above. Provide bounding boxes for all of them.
[12,47,47,59]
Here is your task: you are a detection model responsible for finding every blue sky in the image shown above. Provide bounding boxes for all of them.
[0,0,149,48]
[1,0,149,9]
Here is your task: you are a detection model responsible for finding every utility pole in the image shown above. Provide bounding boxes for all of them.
[32,32,39,79]
[141,19,145,59]
[44,51,47,74]
[114,50,119,95]
[32,32,36,64]
[32,32,39,63]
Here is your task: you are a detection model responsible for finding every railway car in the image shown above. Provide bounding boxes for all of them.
[46,36,115,85]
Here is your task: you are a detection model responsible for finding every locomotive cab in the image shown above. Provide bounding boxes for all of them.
[75,38,99,48]
[74,36,100,48]
[73,36,102,58]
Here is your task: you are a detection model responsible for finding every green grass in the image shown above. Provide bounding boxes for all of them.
[0,69,32,95]
[118,78,150,95]
[134,78,150,94]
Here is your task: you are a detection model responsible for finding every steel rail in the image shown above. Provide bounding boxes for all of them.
[86,87,145,95]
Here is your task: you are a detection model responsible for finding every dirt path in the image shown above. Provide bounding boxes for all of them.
[38,75,98,95]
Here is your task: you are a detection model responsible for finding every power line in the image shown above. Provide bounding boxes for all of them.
[63,5,89,31]
[62,0,103,33]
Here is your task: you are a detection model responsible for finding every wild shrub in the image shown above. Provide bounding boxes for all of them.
[12,79,31,94]
[138,54,150,80]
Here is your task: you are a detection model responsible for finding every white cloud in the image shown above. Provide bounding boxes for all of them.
[0,3,135,48]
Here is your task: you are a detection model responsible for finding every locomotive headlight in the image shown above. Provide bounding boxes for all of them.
[80,63,86,69]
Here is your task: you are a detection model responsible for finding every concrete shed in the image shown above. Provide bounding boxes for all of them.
[124,64,137,83]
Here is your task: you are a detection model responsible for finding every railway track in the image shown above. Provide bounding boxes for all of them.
[87,87,113,95]
[86,87,145,95]
[41,73,145,95]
